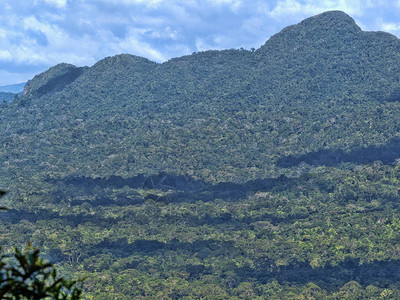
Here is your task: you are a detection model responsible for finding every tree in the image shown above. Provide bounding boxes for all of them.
[0,244,82,299]
[0,190,82,299]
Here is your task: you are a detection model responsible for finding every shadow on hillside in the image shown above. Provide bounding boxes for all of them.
[84,237,400,289]
[2,208,123,226]
[8,163,391,225]
[48,172,314,207]
[244,257,400,290]
[51,140,400,207]
[277,137,400,168]
[5,172,321,226]
[50,172,209,193]
[91,238,237,259]
[35,67,86,97]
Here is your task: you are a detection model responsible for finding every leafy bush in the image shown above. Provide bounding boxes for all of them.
[0,191,82,299]
[0,244,82,299]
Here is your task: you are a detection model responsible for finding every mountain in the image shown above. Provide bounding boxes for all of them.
[22,63,87,99]
[2,11,400,298]
[0,82,25,102]
[0,82,26,93]
[2,11,400,183]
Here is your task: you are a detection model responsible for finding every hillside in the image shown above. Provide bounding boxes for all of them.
[0,91,16,103]
[2,10,400,298]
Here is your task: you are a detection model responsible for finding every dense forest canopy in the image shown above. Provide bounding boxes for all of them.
[1,10,400,298]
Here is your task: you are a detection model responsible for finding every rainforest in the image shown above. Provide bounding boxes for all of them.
[2,11,400,299]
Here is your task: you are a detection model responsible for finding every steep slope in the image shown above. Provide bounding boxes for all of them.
[23,63,88,99]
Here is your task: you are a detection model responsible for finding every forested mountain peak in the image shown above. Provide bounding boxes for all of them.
[254,10,400,104]
[90,54,158,72]
[18,10,400,109]
[23,63,87,98]
[20,55,157,102]
[298,10,361,33]
[257,10,396,54]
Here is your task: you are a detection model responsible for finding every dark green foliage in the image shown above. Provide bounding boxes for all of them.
[0,244,82,299]
[0,92,16,103]
[22,64,87,99]
[0,192,82,299]
[2,164,400,298]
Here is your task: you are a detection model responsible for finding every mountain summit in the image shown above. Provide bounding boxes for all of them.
[258,10,398,56]
[256,10,400,102]
[258,10,370,55]
[298,10,361,33]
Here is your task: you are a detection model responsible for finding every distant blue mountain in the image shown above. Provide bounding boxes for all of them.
[0,82,26,93]
[0,91,17,103]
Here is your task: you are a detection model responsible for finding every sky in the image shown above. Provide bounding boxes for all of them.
[0,0,400,85]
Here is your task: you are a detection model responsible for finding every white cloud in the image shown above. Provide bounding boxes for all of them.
[0,50,12,61]
[207,0,242,11]
[148,26,178,40]
[195,38,210,52]
[115,28,167,62]
[165,43,192,57]
[268,0,371,19]
[35,0,67,8]
[195,37,226,52]
[0,28,8,39]
[209,0,241,3]
[23,16,51,32]
[93,0,164,8]
[381,22,400,32]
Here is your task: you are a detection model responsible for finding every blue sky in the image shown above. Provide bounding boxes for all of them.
[0,0,400,85]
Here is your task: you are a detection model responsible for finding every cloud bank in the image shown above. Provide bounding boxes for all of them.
[0,0,399,85]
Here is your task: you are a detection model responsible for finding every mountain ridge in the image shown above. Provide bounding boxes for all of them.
[20,11,400,107]
[2,10,400,184]
[0,82,26,93]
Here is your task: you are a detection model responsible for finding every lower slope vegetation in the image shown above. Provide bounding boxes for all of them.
[2,164,400,298]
